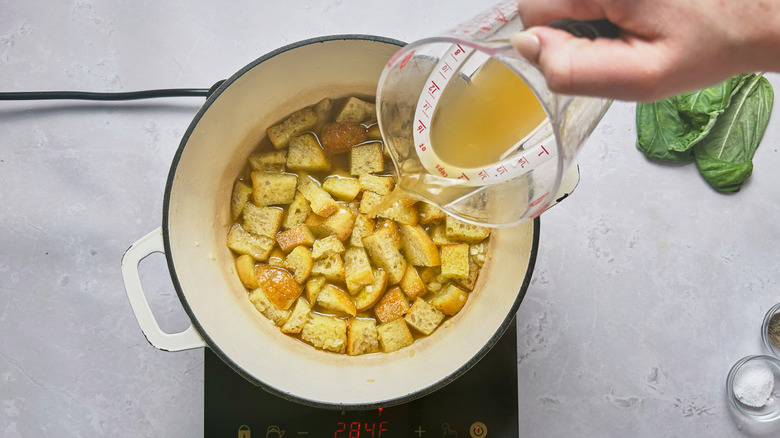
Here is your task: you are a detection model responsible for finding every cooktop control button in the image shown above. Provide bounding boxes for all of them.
[469,422,487,438]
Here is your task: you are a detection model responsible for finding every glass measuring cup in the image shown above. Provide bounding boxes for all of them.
[376,1,614,227]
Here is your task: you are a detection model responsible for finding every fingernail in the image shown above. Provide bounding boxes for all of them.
[511,31,541,63]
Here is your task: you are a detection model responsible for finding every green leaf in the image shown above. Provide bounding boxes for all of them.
[636,99,695,162]
[693,74,774,192]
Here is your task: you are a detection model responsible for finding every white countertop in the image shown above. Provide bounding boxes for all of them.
[2,1,780,437]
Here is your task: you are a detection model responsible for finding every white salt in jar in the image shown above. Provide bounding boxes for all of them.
[727,355,780,422]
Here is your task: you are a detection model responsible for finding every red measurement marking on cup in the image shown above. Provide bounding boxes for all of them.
[398,50,415,70]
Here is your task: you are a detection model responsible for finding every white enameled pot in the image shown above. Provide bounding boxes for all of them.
[121,35,551,409]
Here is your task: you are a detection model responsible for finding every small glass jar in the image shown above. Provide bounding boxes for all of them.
[727,355,780,422]
[762,303,780,360]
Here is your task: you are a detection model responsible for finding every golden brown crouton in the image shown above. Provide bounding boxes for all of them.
[305,207,356,241]
[242,203,284,239]
[359,190,384,216]
[248,288,290,326]
[286,133,331,172]
[404,298,445,335]
[344,247,375,294]
[347,317,380,356]
[305,275,326,305]
[373,286,410,324]
[440,244,470,279]
[366,124,382,141]
[350,142,384,175]
[321,122,368,154]
[282,191,312,229]
[267,107,318,149]
[280,297,311,334]
[231,180,253,221]
[322,175,361,201]
[311,235,346,260]
[251,171,297,206]
[349,214,375,248]
[399,224,441,267]
[445,216,491,243]
[376,318,413,353]
[359,174,394,196]
[355,269,388,310]
[267,248,286,268]
[255,264,303,310]
[234,254,259,289]
[248,150,287,172]
[315,284,356,316]
[375,219,402,248]
[429,283,469,316]
[300,313,347,353]
[417,202,446,225]
[297,172,339,217]
[226,223,274,261]
[375,198,418,225]
[283,245,313,284]
[399,265,426,301]
[336,96,376,124]
[454,255,479,291]
[311,253,346,282]
[430,223,457,245]
[362,227,407,285]
[275,224,315,252]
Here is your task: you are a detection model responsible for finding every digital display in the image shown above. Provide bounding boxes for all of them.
[334,421,389,438]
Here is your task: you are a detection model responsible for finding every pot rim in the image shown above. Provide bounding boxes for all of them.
[161,34,540,410]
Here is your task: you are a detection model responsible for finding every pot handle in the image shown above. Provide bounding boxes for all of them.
[121,227,207,351]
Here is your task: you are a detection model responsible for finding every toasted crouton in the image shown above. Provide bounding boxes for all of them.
[311,235,346,260]
[417,202,446,225]
[248,288,290,326]
[231,180,253,221]
[347,317,380,356]
[305,275,326,305]
[248,150,287,172]
[275,224,315,252]
[350,142,384,175]
[359,190,384,216]
[375,198,418,225]
[336,96,376,124]
[283,245,313,284]
[349,214,375,248]
[255,264,303,310]
[375,219,402,248]
[344,247,375,294]
[234,254,258,289]
[404,298,445,335]
[399,224,441,267]
[321,122,368,154]
[280,297,311,334]
[242,204,284,239]
[355,269,388,310]
[322,175,361,201]
[373,286,410,324]
[362,227,407,285]
[227,223,274,261]
[366,124,381,141]
[267,248,286,268]
[267,107,318,149]
[359,174,394,196]
[313,98,333,128]
[376,318,413,353]
[305,207,356,241]
[429,283,468,316]
[315,284,356,316]
[445,216,491,243]
[282,192,312,229]
[454,255,479,291]
[300,313,347,353]
[251,171,297,206]
[399,265,426,301]
[430,223,457,245]
[440,244,470,279]
[297,172,338,217]
[286,133,331,172]
[311,253,346,282]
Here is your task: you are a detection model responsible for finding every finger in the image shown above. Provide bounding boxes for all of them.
[516,0,606,28]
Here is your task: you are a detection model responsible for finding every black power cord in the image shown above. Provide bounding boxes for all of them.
[0,88,211,101]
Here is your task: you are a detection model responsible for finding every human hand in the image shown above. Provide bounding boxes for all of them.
[511,0,780,101]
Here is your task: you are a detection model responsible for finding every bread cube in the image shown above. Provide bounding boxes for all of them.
[313,98,333,125]
[297,172,338,217]
[267,248,286,268]
[305,275,326,306]
[405,299,445,335]
[344,247,375,294]
[359,174,394,196]
[454,255,479,291]
[275,224,315,252]
[373,286,410,324]
[376,198,418,225]
[349,214,375,248]
[315,284,356,316]
[300,313,347,353]
[377,319,413,353]
[235,254,259,289]
[366,124,382,141]
[417,202,446,225]
[322,175,361,201]
[430,223,456,245]
[363,227,407,285]
[321,122,368,154]
[280,297,311,334]
[350,142,384,175]
[430,283,468,316]
[347,317,380,356]
[355,269,388,311]
[311,235,346,260]
[375,219,402,248]
[242,203,284,239]
[227,223,274,261]
[440,244,470,279]
[359,190,384,216]
[251,171,297,206]
[311,253,346,282]
[286,133,331,172]
[282,192,312,229]
[248,150,287,172]
[248,288,290,326]
[399,224,441,267]
[445,216,491,243]
[267,107,318,149]
[231,180,253,221]
[255,264,303,310]
[400,265,426,301]
[336,96,376,124]
[305,207,356,241]
[283,245,313,284]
